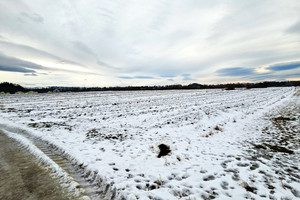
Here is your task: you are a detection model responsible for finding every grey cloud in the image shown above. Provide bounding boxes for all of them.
[134,76,155,79]
[181,74,193,81]
[97,60,108,66]
[287,20,300,34]
[216,64,300,82]
[267,61,300,71]
[183,77,193,81]
[21,12,44,23]
[124,61,183,78]
[216,67,255,77]
[160,74,176,78]
[164,30,193,43]
[24,73,38,76]
[0,52,102,76]
[98,13,115,21]
[118,76,155,79]
[0,52,45,71]
[98,8,115,16]
[121,46,298,82]
[249,73,300,82]
[97,8,115,21]
[1,0,299,86]
[215,60,300,81]
[149,0,171,31]
[118,76,133,79]
[97,60,119,70]
[0,40,84,67]
[72,41,119,69]
[122,48,281,80]
[208,1,271,41]
[56,59,83,66]
[71,41,96,56]
[0,65,36,73]
[158,70,181,78]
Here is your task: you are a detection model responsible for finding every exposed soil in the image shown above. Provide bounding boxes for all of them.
[157,144,171,158]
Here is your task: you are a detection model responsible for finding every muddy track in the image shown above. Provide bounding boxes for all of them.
[29,137,103,199]
[0,130,79,200]
[0,129,107,200]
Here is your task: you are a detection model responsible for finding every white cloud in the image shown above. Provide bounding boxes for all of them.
[0,0,299,86]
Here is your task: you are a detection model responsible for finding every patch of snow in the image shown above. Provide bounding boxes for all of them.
[0,87,299,199]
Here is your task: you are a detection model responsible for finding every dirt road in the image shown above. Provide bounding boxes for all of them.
[0,130,77,200]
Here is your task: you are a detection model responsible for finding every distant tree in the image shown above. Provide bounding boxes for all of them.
[0,82,26,94]
[224,85,235,90]
[2,81,299,94]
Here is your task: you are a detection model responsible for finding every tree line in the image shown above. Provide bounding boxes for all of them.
[0,81,299,94]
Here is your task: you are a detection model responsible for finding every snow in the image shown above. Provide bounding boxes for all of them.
[0,87,299,199]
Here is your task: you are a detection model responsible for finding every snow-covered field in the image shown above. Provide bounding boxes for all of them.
[0,87,299,199]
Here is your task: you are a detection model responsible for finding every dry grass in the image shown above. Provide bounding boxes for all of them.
[214,125,222,131]
[204,130,214,137]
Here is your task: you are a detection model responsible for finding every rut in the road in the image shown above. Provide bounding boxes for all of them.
[0,130,79,200]
[0,128,109,200]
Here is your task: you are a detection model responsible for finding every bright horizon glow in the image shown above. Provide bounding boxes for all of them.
[0,0,300,87]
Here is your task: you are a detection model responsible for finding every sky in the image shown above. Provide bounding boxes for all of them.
[0,0,300,87]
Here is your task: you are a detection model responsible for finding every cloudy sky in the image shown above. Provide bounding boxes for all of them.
[0,0,299,87]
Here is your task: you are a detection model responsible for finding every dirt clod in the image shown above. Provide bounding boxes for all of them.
[157,144,171,158]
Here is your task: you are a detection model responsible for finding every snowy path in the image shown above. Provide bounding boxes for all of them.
[236,90,300,199]
[0,87,299,199]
